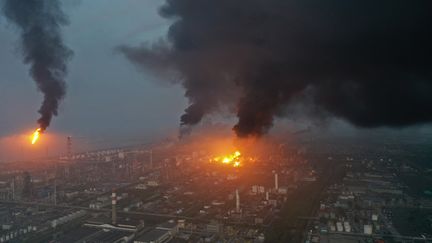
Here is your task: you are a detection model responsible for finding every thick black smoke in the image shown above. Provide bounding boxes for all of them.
[121,0,432,137]
[2,0,72,131]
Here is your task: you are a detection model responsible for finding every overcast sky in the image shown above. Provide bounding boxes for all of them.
[0,0,187,142]
[0,1,431,161]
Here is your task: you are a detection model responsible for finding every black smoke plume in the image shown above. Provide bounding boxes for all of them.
[121,0,432,137]
[2,0,72,131]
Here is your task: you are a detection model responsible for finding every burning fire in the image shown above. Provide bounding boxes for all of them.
[212,150,242,167]
[31,128,41,145]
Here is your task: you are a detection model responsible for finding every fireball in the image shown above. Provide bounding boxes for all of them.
[212,150,242,167]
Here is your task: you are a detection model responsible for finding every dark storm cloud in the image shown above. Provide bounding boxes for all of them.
[121,0,432,137]
[2,0,72,131]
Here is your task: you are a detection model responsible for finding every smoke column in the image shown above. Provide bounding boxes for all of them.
[121,0,432,137]
[2,0,73,131]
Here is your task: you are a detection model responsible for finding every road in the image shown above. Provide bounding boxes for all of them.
[0,199,196,220]
[326,231,432,241]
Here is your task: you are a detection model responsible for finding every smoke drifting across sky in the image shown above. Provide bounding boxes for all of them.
[121,0,432,137]
[2,0,73,131]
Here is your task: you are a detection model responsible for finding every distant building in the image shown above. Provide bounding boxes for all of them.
[302,176,317,182]
[206,220,221,233]
[135,184,147,190]
[22,172,32,199]
[364,225,373,235]
[147,181,159,187]
[156,221,177,234]
[255,217,264,225]
[277,187,288,194]
[134,229,172,243]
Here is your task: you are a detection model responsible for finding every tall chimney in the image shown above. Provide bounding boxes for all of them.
[274,173,279,191]
[67,136,72,160]
[235,189,240,213]
[266,191,269,201]
[54,178,57,206]
[112,190,117,225]
[150,150,153,169]
[11,178,15,201]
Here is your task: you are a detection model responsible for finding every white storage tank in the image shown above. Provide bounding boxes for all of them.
[336,222,343,232]
[364,225,373,235]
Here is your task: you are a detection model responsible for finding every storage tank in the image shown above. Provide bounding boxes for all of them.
[336,222,343,232]
[343,222,351,232]
[364,225,373,235]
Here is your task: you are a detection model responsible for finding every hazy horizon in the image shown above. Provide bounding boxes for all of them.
[1,0,432,161]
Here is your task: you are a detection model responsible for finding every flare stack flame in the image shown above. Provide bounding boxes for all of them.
[31,128,42,145]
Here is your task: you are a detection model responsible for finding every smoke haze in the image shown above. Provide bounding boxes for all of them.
[2,0,73,131]
[122,0,432,137]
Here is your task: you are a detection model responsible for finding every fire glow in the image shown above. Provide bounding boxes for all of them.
[31,128,41,145]
[212,150,242,168]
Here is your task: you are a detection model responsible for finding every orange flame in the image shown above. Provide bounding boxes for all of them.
[31,128,41,145]
[212,150,242,167]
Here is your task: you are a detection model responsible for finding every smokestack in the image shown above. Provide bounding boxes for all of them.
[2,0,73,131]
[266,191,269,201]
[11,178,15,201]
[111,191,117,225]
[235,189,240,213]
[274,173,279,191]
[54,178,57,206]
[150,150,153,169]
[67,136,72,160]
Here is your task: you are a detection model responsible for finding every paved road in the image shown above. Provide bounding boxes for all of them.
[326,231,432,241]
[0,199,196,220]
